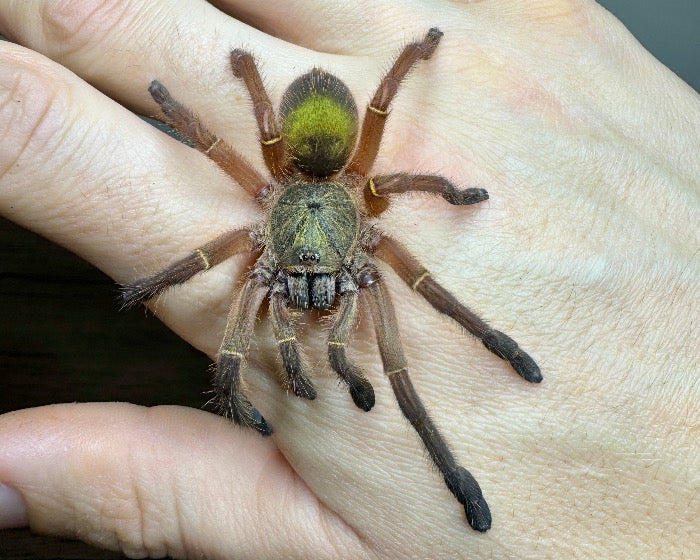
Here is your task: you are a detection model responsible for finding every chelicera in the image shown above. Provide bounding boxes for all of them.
[122,28,541,532]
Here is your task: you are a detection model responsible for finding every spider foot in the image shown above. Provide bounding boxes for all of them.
[249,408,272,437]
[119,282,156,308]
[509,349,542,383]
[218,397,273,437]
[422,28,444,58]
[228,396,272,437]
[444,466,492,532]
[215,353,273,436]
[348,378,375,412]
[482,330,542,383]
[229,49,250,77]
[441,186,489,206]
[119,263,195,308]
[328,345,375,411]
[148,80,172,107]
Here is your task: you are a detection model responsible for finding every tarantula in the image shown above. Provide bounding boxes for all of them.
[122,28,541,532]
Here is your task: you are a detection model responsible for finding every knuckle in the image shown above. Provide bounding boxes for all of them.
[0,45,70,183]
[525,0,588,18]
[509,0,593,33]
[39,0,130,59]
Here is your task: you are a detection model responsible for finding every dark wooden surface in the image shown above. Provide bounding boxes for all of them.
[0,217,210,559]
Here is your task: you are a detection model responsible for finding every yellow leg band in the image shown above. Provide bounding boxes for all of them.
[277,336,297,344]
[411,271,430,290]
[205,138,221,154]
[368,177,380,198]
[196,249,211,270]
[367,104,389,116]
[220,350,244,358]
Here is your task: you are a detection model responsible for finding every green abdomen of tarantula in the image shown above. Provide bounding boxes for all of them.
[280,69,358,177]
[268,181,359,275]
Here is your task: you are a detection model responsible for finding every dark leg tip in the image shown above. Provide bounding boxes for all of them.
[119,279,163,309]
[349,381,375,412]
[421,28,443,59]
[328,347,374,411]
[148,80,168,104]
[251,408,272,436]
[426,27,444,45]
[229,404,272,437]
[442,187,489,206]
[465,499,492,533]
[118,284,143,309]
[483,330,542,383]
[230,49,249,77]
[512,351,543,383]
[444,466,492,532]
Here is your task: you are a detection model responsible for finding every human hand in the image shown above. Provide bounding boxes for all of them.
[1,1,698,558]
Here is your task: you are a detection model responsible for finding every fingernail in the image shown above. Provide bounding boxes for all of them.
[0,483,28,529]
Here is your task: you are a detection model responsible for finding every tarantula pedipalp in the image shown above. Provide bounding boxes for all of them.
[121,28,542,533]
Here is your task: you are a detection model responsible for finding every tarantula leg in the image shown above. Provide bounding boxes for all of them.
[269,291,316,400]
[365,279,491,532]
[230,51,287,180]
[365,174,489,215]
[373,234,542,383]
[148,80,270,199]
[328,289,375,411]
[120,228,255,307]
[214,276,271,435]
[348,28,443,176]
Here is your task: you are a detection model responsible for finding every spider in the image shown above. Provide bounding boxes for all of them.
[121,28,541,533]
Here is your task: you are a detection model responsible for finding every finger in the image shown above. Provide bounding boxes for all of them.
[0,42,261,353]
[211,0,437,53]
[0,403,359,559]
[0,0,262,101]
[0,0,320,112]
[0,0,376,160]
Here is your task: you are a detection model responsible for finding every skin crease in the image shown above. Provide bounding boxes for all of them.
[0,0,698,558]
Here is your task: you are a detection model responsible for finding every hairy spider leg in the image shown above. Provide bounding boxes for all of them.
[269,290,317,400]
[327,288,375,411]
[365,173,489,215]
[148,80,270,199]
[348,27,444,178]
[365,279,492,532]
[120,228,255,307]
[373,234,542,383]
[230,50,287,180]
[214,277,271,435]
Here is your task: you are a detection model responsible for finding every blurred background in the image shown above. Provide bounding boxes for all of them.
[600,0,699,91]
[1,2,698,558]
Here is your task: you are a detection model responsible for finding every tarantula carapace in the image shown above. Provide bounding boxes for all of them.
[122,28,541,532]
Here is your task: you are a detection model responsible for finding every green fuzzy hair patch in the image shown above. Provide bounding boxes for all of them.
[280,70,358,177]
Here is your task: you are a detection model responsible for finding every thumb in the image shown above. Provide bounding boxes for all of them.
[0,403,358,559]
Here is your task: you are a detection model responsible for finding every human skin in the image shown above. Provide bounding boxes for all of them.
[0,0,698,558]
